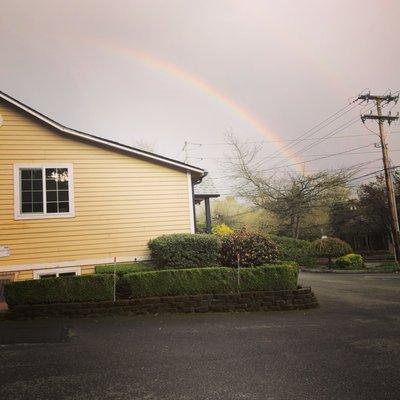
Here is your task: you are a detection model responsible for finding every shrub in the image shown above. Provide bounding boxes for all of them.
[335,253,364,270]
[96,262,154,277]
[118,263,298,298]
[5,275,114,308]
[309,237,352,265]
[148,233,220,269]
[212,223,234,236]
[269,234,315,266]
[219,230,279,268]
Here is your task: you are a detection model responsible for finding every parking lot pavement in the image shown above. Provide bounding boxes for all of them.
[0,272,399,400]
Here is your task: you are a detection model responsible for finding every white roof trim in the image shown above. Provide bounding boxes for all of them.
[0,91,204,175]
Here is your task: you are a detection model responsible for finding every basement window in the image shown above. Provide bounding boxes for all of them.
[14,164,75,219]
[33,267,81,280]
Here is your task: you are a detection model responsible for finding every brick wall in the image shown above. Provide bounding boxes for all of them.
[7,287,318,319]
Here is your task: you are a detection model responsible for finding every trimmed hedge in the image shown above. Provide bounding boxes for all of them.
[219,230,279,268]
[95,262,154,277]
[335,253,364,270]
[5,275,114,308]
[148,233,220,269]
[118,263,298,298]
[269,235,315,266]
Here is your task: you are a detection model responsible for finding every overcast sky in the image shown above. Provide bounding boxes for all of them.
[1,0,399,193]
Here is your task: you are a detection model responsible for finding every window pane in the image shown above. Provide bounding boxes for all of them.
[32,170,42,179]
[32,179,43,190]
[21,170,32,179]
[46,202,58,213]
[58,202,69,212]
[20,168,43,214]
[21,203,32,213]
[32,191,42,202]
[46,179,57,190]
[21,180,32,191]
[46,191,57,202]
[21,191,31,202]
[58,190,69,201]
[32,203,43,213]
[45,168,70,214]
[58,201,69,212]
[59,272,76,277]
[45,168,56,179]
[39,274,57,279]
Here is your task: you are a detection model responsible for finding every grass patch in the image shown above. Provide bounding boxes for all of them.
[369,262,399,271]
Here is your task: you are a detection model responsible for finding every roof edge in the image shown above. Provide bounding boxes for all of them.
[0,90,205,175]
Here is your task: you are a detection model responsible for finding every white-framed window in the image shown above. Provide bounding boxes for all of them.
[14,163,75,220]
[33,267,81,280]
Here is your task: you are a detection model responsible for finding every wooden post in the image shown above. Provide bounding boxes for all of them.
[205,197,212,233]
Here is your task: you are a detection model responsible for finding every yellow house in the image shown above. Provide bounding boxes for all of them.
[0,91,204,284]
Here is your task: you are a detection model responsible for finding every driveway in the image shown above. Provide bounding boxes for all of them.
[0,272,399,400]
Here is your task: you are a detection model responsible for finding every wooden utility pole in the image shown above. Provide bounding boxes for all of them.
[359,92,400,262]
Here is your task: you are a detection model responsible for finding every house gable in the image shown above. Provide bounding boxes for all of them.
[0,91,204,176]
[0,97,196,275]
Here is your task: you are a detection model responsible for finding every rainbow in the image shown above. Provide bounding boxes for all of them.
[94,40,304,169]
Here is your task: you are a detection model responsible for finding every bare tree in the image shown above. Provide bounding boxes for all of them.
[225,134,351,238]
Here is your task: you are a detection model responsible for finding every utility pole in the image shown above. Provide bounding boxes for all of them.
[359,92,400,262]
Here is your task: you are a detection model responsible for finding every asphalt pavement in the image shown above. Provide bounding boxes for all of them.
[0,272,399,400]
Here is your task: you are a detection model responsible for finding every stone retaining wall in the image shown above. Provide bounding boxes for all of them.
[8,287,318,319]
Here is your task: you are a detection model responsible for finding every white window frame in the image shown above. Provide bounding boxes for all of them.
[33,267,81,280]
[14,163,75,220]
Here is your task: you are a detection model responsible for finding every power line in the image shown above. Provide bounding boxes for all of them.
[266,102,380,170]
[260,100,361,166]
[348,164,400,183]
[191,148,400,162]
[259,142,375,173]
[186,131,400,147]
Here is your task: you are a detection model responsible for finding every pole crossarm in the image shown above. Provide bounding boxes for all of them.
[358,93,399,104]
[361,113,399,124]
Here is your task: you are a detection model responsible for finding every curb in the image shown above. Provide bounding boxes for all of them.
[300,267,400,274]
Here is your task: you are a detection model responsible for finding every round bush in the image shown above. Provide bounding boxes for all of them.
[309,237,352,265]
[219,230,279,268]
[335,253,364,270]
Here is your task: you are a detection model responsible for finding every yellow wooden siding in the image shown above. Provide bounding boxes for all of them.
[0,101,192,271]
[81,266,95,275]
[16,270,34,281]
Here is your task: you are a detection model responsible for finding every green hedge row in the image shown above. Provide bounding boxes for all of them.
[118,263,299,298]
[5,264,298,307]
[5,275,114,307]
